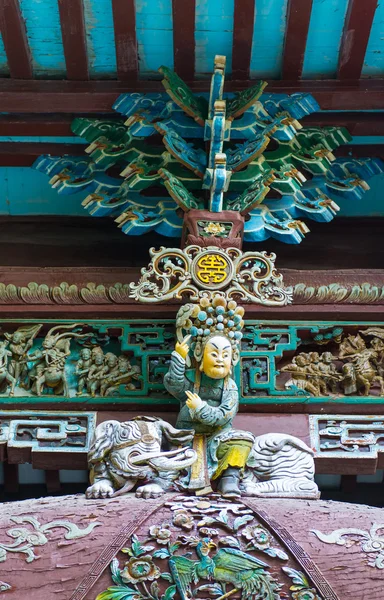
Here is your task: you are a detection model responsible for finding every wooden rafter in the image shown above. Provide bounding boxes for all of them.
[111,0,138,81]
[338,0,378,80]
[282,0,313,80]
[232,0,255,80]
[0,0,32,79]
[172,0,195,80]
[58,0,89,81]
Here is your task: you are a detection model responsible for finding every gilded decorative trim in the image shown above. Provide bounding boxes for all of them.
[0,281,382,306]
[290,283,384,305]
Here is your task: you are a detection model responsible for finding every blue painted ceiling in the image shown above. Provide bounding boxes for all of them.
[0,0,383,80]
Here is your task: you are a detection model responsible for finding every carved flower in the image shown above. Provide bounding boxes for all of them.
[203,222,226,236]
[199,527,219,537]
[292,589,321,600]
[149,524,172,545]
[242,524,271,550]
[172,509,194,531]
[121,556,160,584]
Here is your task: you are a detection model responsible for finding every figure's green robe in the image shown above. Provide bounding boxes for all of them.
[164,351,253,480]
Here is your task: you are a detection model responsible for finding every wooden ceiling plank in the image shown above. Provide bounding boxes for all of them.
[232,0,255,80]
[338,0,378,80]
[0,0,32,79]
[0,79,383,112]
[172,0,195,80]
[111,0,138,81]
[58,0,89,81]
[282,0,313,80]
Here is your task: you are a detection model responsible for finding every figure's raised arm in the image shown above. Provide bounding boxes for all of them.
[164,335,193,398]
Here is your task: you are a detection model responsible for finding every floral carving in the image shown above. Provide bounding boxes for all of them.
[172,509,194,531]
[283,568,322,600]
[97,496,330,600]
[149,525,172,545]
[122,556,161,584]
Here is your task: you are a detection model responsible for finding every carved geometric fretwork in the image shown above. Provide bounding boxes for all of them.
[310,415,384,474]
[0,411,96,469]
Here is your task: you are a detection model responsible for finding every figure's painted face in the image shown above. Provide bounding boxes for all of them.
[107,355,118,367]
[202,336,232,379]
[94,354,104,365]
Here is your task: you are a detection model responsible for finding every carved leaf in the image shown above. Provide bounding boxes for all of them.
[51,282,81,304]
[219,536,241,549]
[217,509,229,525]
[20,283,53,304]
[151,581,160,599]
[96,586,141,600]
[233,514,254,531]
[110,558,124,586]
[108,283,132,304]
[154,548,171,559]
[195,583,224,596]
[0,283,21,304]
[282,567,309,587]
[264,547,289,561]
[163,585,177,600]
[80,283,109,304]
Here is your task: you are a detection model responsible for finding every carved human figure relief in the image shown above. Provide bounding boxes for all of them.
[86,296,319,500]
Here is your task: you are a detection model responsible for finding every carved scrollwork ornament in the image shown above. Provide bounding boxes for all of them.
[129,245,292,306]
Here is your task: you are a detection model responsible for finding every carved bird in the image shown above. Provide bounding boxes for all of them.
[169,538,280,600]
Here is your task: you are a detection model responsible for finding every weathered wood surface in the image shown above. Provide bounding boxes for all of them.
[0,79,383,112]
[0,493,382,599]
[0,217,382,272]
[1,112,383,137]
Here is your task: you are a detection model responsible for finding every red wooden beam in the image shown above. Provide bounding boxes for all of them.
[282,0,313,80]
[0,79,383,112]
[0,114,121,136]
[1,112,384,137]
[111,0,138,81]
[0,0,32,79]
[338,0,378,80]
[302,111,384,136]
[172,0,195,80]
[0,142,85,166]
[58,0,89,81]
[232,0,255,80]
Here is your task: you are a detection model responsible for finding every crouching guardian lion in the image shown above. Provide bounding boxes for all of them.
[86,416,197,499]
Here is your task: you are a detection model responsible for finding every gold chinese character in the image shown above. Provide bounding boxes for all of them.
[196,254,228,284]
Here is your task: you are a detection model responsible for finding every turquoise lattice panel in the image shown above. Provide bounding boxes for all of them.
[0,319,382,406]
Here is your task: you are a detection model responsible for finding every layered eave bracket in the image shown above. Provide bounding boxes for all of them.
[33,55,384,245]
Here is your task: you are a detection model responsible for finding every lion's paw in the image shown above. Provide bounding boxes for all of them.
[86,480,115,499]
[135,483,165,499]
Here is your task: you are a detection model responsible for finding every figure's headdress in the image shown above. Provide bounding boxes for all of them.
[176,295,245,366]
